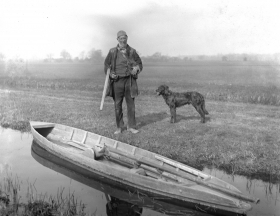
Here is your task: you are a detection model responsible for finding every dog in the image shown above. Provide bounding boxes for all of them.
[156,85,209,123]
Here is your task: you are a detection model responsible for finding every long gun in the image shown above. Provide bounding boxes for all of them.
[100,68,110,111]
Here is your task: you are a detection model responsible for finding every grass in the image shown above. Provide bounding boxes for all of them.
[0,61,280,183]
[0,172,90,216]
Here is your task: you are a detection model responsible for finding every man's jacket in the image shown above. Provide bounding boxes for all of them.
[104,45,143,98]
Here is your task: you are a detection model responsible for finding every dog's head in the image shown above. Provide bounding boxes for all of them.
[156,85,169,96]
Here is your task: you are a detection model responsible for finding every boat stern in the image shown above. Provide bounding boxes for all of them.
[30,121,55,129]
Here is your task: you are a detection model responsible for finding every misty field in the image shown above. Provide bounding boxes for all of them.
[1,61,280,106]
[0,61,280,182]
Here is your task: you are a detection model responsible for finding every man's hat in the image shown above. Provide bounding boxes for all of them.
[117,30,127,39]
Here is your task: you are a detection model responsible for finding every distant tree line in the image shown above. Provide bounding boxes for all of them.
[44,49,104,63]
[1,50,280,63]
[141,52,280,63]
[0,52,5,62]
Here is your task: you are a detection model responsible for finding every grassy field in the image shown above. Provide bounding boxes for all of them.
[0,61,280,183]
[1,61,280,105]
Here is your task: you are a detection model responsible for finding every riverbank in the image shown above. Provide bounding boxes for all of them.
[0,173,89,216]
[1,87,279,183]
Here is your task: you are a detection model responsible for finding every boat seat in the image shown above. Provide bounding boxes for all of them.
[82,148,96,159]
[82,145,107,160]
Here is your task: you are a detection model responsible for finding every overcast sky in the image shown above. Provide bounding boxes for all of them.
[0,0,280,59]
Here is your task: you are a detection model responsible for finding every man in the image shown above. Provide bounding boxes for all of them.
[106,196,143,216]
[104,30,143,134]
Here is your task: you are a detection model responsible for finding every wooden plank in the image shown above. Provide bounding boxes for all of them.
[70,129,74,140]
[85,133,100,145]
[131,147,136,155]
[72,129,85,142]
[113,141,118,148]
[66,141,88,150]
[52,128,72,138]
[155,155,209,179]
[81,132,88,144]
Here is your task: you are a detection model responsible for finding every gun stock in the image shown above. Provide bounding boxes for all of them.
[100,68,110,111]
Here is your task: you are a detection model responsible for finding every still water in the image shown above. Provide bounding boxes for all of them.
[0,127,279,216]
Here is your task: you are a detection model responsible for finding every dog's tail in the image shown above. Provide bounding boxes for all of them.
[202,100,209,115]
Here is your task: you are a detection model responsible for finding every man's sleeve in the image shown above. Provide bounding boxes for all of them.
[104,50,111,74]
[133,50,143,72]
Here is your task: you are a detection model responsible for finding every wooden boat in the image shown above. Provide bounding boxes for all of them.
[30,121,259,216]
[31,142,209,216]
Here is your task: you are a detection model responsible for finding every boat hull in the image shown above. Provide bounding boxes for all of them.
[32,142,212,216]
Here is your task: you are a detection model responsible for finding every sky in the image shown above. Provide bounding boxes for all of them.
[0,0,280,59]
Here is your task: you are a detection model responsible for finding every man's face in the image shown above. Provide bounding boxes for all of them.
[118,35,128,47]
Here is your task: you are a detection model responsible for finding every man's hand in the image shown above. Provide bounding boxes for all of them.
[131,65,140,75]
[110,72,118,79]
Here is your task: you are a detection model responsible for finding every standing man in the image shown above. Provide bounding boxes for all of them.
[104,30,143,134]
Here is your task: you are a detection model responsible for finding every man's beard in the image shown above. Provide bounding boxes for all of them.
[119,42,127,48]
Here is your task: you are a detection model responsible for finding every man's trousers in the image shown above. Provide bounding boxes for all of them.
[113,77,136,129]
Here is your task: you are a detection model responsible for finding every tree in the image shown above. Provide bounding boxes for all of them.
[46,53,54,62]
[5,58,25,77]
[149,52,162,62]
[88,49,103,62]
[152,52,161,58]
[198,55,206,60]
[60,49,71,60]
[79,51,85,60]
[0,53,5,61]
[274,53,280,62]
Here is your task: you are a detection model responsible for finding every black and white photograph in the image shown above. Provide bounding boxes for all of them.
[0,0,279,215]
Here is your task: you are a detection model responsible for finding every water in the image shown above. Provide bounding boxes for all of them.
[0,127,279,216]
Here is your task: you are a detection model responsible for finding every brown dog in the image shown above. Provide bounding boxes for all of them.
[156,85,209,123]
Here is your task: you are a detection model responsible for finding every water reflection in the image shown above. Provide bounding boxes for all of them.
[31,141,210,216]
[203,168,280,216]
[106,196,143,216]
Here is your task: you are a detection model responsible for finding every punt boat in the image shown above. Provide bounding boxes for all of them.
[31,142,210,216]
[30,121,259,216]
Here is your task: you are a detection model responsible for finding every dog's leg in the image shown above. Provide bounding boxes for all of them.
[202,100,209,115]
[192,103,205,123]
[197,106,206,123]
[170,107,176,123]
